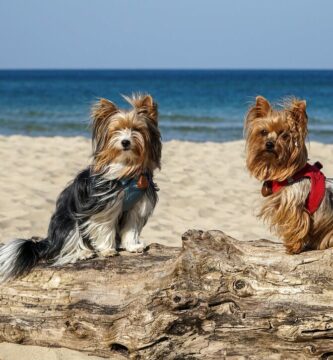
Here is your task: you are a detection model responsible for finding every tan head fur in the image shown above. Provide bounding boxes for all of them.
[244,96,308,181]
[91,94,161,178]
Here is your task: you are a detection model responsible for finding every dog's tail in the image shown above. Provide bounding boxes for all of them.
[0,237,49,282]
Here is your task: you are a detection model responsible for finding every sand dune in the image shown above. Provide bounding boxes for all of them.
[1,135,333,359]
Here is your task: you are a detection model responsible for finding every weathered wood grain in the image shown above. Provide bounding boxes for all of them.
[1,230,333,359]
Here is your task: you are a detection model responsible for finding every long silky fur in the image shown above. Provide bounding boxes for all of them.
[260,179,333,253]
[0,94,161,282]
[0,168,124,281]
[245,96,333,253]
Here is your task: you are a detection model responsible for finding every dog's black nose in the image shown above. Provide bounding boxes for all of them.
[266,141,274,150]
[121,139,131,148]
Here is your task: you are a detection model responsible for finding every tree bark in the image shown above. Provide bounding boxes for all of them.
[0,230,333,359]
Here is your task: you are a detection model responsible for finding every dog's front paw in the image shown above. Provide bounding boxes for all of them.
[77,250,96,261]
[99,248,118,258]
[285,240,304,254]
[125,243,146,253]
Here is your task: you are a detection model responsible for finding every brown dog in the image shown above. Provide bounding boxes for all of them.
[245,96,333,254]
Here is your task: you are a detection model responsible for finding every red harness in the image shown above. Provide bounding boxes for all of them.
[262,162,326,214]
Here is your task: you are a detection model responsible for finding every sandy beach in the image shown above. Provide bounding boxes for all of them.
[1,135,333,359]
[0,135,273,247]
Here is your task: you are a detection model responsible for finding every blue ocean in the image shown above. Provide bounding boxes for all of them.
[0,70,333,142]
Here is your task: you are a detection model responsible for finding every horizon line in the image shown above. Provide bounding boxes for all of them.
[1,68,333,71]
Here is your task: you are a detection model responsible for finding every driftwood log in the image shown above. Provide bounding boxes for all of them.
[1,230,333,359]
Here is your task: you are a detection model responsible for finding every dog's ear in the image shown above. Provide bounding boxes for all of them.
[254,96,271,118]
[131,94,158,123]
[244,96,271,133]
[91,98,118,153]
[91,98,118,123]
[289,99,308,135]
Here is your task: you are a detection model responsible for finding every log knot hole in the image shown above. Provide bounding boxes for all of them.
[65,321,90,339]
[3,324,25,343]
[234,279,245,290]
[173,295,181,303]
[171,293,198,310]
[110,343,129,356]
[232,278,253,297]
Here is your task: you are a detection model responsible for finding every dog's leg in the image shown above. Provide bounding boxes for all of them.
[284,234,311,254]
[53,225,95,266]
[280,209,311,254]
[119,194,154,252]
[317,230,333,249]
[84,201,123,257]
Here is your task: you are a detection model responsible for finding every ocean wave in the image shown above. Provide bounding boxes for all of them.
[0,116,333,143]
[0,118,88,133]
[25,110,47,117]
[161,113,225,123]
[160,122,243,131]
[309,124,333,132]
[2,109,86,119]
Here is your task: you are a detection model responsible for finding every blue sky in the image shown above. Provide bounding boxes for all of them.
[0,0,332,69]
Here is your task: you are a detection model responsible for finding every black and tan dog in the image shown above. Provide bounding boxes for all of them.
[0,94,161,281]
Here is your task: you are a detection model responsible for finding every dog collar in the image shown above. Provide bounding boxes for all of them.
[261,162,326,214]
[121,173,151,212]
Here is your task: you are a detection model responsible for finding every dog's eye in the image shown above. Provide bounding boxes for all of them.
[260,129,268,136]
[281,132,289,140]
